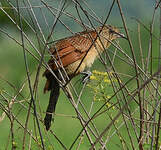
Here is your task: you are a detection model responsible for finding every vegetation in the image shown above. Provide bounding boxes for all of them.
[0,1,161,150]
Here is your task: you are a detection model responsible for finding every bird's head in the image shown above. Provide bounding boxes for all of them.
[99,25,126,41]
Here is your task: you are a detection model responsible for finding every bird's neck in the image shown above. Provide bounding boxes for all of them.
[95,36,112,53]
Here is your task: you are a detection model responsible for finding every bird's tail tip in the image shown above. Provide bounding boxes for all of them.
[44,114,53,131]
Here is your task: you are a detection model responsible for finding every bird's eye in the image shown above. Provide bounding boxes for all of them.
[109,29,115,34]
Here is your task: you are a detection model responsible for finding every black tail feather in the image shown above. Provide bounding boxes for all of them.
[44,78,60,130]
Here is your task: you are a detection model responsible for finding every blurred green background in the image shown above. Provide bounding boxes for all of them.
[0,0,160,149]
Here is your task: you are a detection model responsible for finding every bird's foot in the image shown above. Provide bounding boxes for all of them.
[81,71,92,84]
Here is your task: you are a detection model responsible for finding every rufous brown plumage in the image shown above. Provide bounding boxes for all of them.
[43,25,124,130]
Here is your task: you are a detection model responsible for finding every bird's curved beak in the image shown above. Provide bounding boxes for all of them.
[115,32,127,40]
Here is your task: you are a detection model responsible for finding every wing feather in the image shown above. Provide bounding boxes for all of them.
[44,30,97,74]
[67,31,97,52]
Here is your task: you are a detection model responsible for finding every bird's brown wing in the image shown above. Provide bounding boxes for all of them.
[67,30,97,52]
[46,30,97,71]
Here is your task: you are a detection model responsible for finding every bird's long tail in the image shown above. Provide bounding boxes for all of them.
[44,78,60,130]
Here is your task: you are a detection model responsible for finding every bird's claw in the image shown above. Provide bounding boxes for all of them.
[81,71,92,84]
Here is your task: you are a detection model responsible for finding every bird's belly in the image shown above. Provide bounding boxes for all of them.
[65,47,100,76]
[65,59,86,76]
[83,47,98,68]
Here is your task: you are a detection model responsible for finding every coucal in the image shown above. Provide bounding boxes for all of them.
[43,25,125,130]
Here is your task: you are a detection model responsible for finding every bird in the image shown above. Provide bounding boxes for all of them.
[43,25,125,130]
